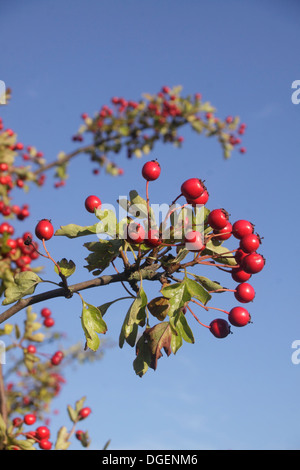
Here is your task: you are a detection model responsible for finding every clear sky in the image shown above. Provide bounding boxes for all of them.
[1,0,300,450]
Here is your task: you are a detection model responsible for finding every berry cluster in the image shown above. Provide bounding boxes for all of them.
[0,225,39,273]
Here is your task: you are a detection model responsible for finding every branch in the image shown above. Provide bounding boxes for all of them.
[0,264,162,325]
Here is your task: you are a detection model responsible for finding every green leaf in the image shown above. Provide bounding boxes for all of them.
[97,296,132,316]
[119,286,147,348]
[185,277,211,305]
[84,239,122,274]
[161,281,191,317]
[54,258,76,278]
[55,426,71,450]
[175,311,195,344]
[144,322,173,371]
[67,405,78,424]
[203,239,237,266]
[193,275,224,292]
[2,272,42,305]
[94,209,118,238]
[81,300,107,351]
[133,334,151,377]
[55,223,98,238]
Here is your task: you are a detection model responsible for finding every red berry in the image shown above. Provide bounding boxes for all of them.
[41,307,52,318]
[85,195,102,213]
[213,222,232,241]
[239,233,261,253]
[39,439,52,450]
[125,222,145,244]
[184,230,205,252]
[142,160,161,181]
[24,413,36,426]
[145,229,161,247]
[43,317,55,328]
[51,351,64,366]
[186,190,209,206]
[181,178,206,200]
[234,249,248,264]
[231,268,252,283]
[76,430,84,441]
[35,219,54,241]
[12,417,23,427]
[207,209,229,230]
[234,283,255,303]
[229,306,251,327]
[242,253,265,274]
[36,426,50,440]
[209,318,231,338]
[79,407,91,419]
[232,220,254,240]
[26,345,36,354]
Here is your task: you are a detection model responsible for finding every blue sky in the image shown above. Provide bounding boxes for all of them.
[1,0,300,450]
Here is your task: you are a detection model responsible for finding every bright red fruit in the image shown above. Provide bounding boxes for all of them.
[213,222,232,240]
[184,230,205,252]
[234,283,255,303]
[27,345,36,354]
[43,317,55,328]
[142,160,161,181]
[12,417,23,427]
[39,439,52,450]
[145,229,161,247]
[35,219,54,241]
[186,190,209,206]
[181,178,206,200]
[239,233,261,253]
[207,209,229,230]
[24,414,36,426]
[79,407,92,419]
[125,222,145,244]
[242,253,265,274]
[51,351,64,366]
[231,268,252,283]
[41,307,52,318]
[36,426,50,440]
[229,306,251,327]
[85,195,102,213]
[209,318,231,338]
[232,219,254,239]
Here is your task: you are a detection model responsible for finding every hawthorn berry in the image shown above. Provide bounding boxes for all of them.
[209,318,231,338]
[239,233,261,253]
[24,413,36,426]
[234,283,255,303]
[213,221,232,241]
[184,230,205,252]
[186,190,209,206]
[145,229,161,247]
[35,426,50,440]
[125,222,145,244]
[85,195,102,213]
[75,430,84,441]
[12,417,23,427]
[43,317,55,328]
[232,219,254,240]
[181,178,206,200]
[231,268,252,283]
[35,219,54,241]
[228,306,251,327]
[39,439,52,450]
[41,307,52,318]
[234,249,248,264]
[242,253,265,274]
[26,345,37,354]
[207,209,229,230]
[51,351,64,366]
[78,407,92,419]
[142,160,161,181]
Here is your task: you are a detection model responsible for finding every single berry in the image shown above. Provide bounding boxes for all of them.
[35,426,50,440]
[12,417,23,427]
[145,229,161,247]
[186,190,209,206]
[229,306,251,327]
[234,249,248,264]
[43,317,55,328]
[209,318,231,338]
[26,345,37,354]
[24,414,36,426]
[41,307,52,318]
[125,222,145,244]
[231,268,252,283]
[79,407,92,419]
[39,439,52,450]
[242,253,265,274]
[234,283,255,303]
[239,233,261,253]
[232,220,254,239]
[85,195,102,213]
[207,209,229,230]
[142,160,161,181]
[35,219,54,241]
[76,430,84,441]
[213,222,232,241]
[181,178,206,200]
[184,230,205,252]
